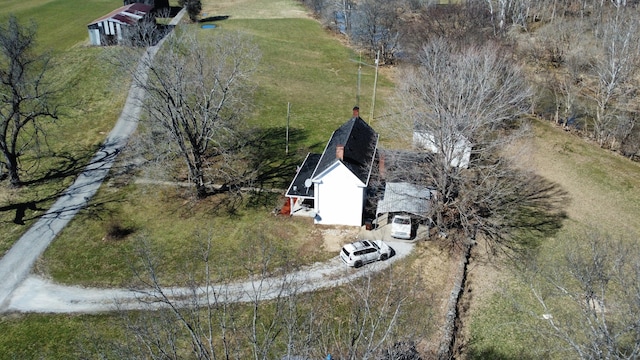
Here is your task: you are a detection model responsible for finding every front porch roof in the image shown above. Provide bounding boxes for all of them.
[285,153,321,198]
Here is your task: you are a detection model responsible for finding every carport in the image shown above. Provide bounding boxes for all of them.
[375,182,434,224]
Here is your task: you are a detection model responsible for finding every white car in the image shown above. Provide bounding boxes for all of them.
[340,240,392,268]
[390,214,412,239]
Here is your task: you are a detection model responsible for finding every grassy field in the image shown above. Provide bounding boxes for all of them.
[0,47,131,256]
[468,120,640,358]
[1,0,123,52]
[0,0,393,257]
[37,14,393,286]
[3,0,640,358]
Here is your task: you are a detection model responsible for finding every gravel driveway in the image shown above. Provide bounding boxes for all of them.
[0,10,186,313]
[5,240,414,313]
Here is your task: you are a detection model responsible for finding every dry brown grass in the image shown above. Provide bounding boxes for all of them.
[201,0,309,20]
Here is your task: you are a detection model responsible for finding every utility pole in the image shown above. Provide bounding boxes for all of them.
[356,51,362,106]
[286,102,290,155]
[370,49,380,122]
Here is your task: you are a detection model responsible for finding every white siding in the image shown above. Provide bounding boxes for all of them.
[116,23,122,41]
[313,163,365,226]
[413,131,471,168]
[88,29,101,46]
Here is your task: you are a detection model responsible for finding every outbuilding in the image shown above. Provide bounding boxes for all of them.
[87,3,154,46]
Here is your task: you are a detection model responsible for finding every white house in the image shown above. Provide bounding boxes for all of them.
[87,3,153,46]
[285,108,379,226]
[413,130,471,168]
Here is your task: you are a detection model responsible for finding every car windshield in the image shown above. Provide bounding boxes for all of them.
[394,217,410,225]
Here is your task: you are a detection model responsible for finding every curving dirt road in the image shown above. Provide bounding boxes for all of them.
[0,11,185,312]
[5,240,414,313]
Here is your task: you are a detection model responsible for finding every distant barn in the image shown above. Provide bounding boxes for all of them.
[87,3,154,46]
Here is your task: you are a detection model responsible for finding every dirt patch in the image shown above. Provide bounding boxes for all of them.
[319,226,360,252]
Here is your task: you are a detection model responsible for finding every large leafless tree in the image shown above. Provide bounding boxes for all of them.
[588,8,640,148]
[0,15,59,187]
[388,40,567,359]
[130,29,260,198]
[390,39,561,250]
[350,0,406,64]
[517,228,640,359]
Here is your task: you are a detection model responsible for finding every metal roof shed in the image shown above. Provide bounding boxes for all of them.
[87,3,154,46]
[375,182,433,218]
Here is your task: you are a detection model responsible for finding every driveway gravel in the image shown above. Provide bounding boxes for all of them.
[5,240,414,313]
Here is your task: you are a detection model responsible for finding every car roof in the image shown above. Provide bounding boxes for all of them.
[343,240,374,252]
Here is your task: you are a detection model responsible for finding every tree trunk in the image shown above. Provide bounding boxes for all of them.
[4,152,20,187]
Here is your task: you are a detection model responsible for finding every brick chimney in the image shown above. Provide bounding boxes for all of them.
[336,144,344,160]
[379,152,386,179]
[352,106,360,119]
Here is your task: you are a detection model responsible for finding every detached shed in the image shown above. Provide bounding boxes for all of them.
[375,182,434,219]
[87,3,154,46]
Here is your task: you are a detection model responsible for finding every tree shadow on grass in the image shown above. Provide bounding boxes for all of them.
[0,187,126,226]
[20,146,100,186]
[237,126,323,208]
[482,171,570,262]
[0,144,126,225]
[199,15,230,23]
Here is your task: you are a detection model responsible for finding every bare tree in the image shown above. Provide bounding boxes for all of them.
[86,231,427,359]
[179,0,203,22]
[588,8,640,148]
[130,29,260,198]
[519,228,640,359]
[392,39,537,245]
[0,15,59,187]
[388,40,567,359]
[350,0,406,64]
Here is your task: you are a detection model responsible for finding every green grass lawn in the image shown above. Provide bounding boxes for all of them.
[0,46,131,257]
[37,17,394,287]
[1,0,123,52]
[217,18,393,150]
[468,120,640,359]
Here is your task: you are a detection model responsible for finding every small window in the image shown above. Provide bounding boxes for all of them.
[365,248,377,254]
[371,242,380,250]
[362,240,370,247]
[354,250,364,256]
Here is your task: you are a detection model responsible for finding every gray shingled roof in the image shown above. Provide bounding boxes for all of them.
[313,116,378,184]
[286,153,321,197]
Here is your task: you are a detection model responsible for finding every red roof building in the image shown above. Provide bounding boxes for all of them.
[87,3,154,46]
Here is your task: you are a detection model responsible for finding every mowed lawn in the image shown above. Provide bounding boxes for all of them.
[1,0,123,52]
[0,2,132,255]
